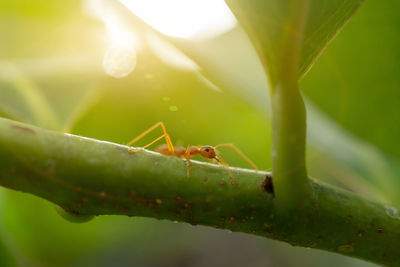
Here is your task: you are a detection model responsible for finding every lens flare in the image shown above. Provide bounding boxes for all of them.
[103,46,137,78]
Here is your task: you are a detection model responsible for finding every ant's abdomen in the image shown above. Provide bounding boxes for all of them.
[174,146,188,157]
[156,144,198,158]
[155,144,174,155]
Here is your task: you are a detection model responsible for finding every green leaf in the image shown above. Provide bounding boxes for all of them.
[225,0,365,85]
[301,0,400,163]
[299,0,400,204]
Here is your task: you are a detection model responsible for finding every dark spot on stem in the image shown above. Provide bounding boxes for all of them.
[98,192,107,198]
[309,242,317,247]
[338,244,354,253]
[202,204,212,212]
[9,166,17,174]
[11,124,36,134]
[261,173,274,195]
[377,228,384,233]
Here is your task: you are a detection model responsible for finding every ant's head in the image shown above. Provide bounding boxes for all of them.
[199,146,219,161]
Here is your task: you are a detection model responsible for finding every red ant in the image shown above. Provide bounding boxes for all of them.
[126,122,258,185]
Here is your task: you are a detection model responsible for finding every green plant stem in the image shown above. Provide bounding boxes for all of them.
[0,117,399,265]
[271,82,310,209]
[271,0,312,209]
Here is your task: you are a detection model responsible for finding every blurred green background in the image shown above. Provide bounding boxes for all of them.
[0,0,399,266]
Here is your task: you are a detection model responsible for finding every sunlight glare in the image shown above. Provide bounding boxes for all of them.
[102,18,138,78]
[85,0,139,78]
[120,0,237,39]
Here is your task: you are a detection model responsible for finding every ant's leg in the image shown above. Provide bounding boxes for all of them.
[215,152,237,186]
[126,122,163,146]
[185,145,191,178]
[164,134,175,154]
[126,122,175,153]
[214,143,258,170]
[128,134,165,152]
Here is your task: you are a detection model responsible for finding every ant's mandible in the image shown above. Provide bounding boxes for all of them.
[126,122,258,185]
